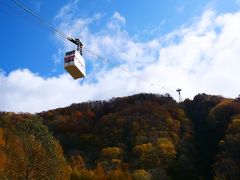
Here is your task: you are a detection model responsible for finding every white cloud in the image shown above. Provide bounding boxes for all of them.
[51,7,240,100]
[113,12,126,24]
[2,5,240,113]
[157,10,240,98]
[54,0,79,20]
[0,68,150,113]
[107,11,126,30]
[0,69,84,112]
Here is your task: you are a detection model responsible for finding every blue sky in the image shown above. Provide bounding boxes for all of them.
[1,0,240,112]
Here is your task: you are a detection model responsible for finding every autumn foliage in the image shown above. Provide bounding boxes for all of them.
[1,93,240,179]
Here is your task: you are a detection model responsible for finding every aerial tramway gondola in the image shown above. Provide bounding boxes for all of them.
[11,0,171,92]
[64,38,86,79]
[11,0,86,79]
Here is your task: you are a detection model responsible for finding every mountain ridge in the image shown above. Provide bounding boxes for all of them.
[1,93,240,179]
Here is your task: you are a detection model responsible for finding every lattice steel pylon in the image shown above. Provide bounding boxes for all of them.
[176,88,182,102]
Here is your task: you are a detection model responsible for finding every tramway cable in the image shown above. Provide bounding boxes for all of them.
[12,0,68,40]
[11,0,144,78]
[10,0,174,95]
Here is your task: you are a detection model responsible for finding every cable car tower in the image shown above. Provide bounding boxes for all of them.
[176,88,182,102]
[64,38,86,79]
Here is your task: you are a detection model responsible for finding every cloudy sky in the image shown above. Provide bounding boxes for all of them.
[1,0,240,112]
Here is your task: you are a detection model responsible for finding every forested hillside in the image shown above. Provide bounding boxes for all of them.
[0,93,240,179]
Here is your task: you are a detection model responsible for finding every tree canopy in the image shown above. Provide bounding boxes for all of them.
[1,93,240,179]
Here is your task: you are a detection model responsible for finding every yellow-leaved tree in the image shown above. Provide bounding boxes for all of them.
[0,114,66,179]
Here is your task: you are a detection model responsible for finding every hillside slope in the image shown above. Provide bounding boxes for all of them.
[1,93,240,179]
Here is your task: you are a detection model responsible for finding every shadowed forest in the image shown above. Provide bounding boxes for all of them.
[0,93,240,179]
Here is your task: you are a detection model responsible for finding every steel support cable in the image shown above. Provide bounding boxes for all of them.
[11,0,143,74]
[84,47,169,92]
[84,47,131,74]
[2,1,60,40]
[11,0,169,93]
[12,0,69,40]
[12,1,137,75]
